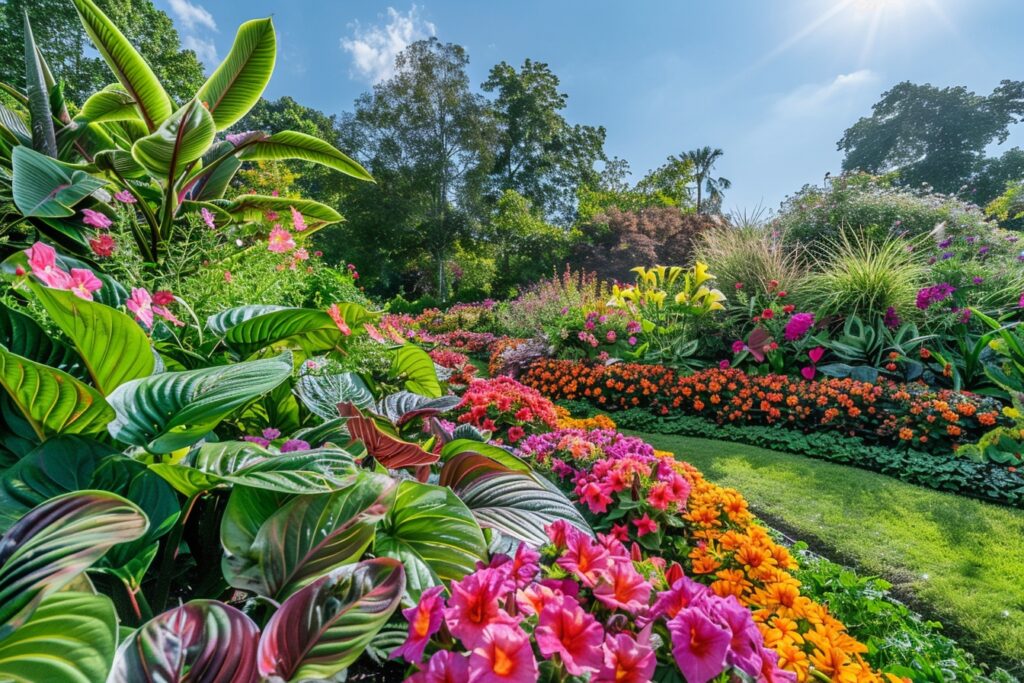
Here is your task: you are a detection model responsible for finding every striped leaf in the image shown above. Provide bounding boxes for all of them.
[239,131,373,181]
[197,18,276,131]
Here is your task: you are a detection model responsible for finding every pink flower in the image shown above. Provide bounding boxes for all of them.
[535,595,604,675]
[266,211,279,221]
[200,207,217,230]
[280,439,310,452]
[731,340,745,354]
[290,206,307,232]
[67,269,102,300]
[445,568,519,648]
[577,480,613,513]
[267,225,295,253]
[391,585,445,663]
[81,208,111,229]
[294,248,309,261]
[651,576,710,622]
[1019,292,1024,308]
[506,426,525,443]
[113,189,136,204]
[406,650,470,683]
[327,304,351,336]
[89,234,116,258]
[545,520,578,549]
[556,530,611,587]
[593,632,656,683]
[632,513,658,537]
[593,560,651,613]
[262,428,281,440]
[467,624,538,683]
[224,270,233,283]
[126,287,154,329]
[509,542,540,589]
[668,607,731,683]
[25,242,70,288]
[714,595,764,678]
[152,290,174,306]
[718,359,730,369]
[783,312,815,341]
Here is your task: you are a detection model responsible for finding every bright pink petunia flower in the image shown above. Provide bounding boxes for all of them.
[668,606,732,683]
[25,242,71,288]
[81,208,111,229]
[650,576,710,622]
[406,650,470,683]
[67,269,102,300]
[535,595,604,675]
[467,623,538,683]
[632,513,658,537]
[556,530,611,587]
[113,189,136,204]
[290,206,307,231]
[509,542,540,589]
[126,287,154,329]
[391,585,446,663]
[267,225,295,253]
[714,595,765,678]
[445,568,519,648]
[593,632,657,683]
[593,560,652,614]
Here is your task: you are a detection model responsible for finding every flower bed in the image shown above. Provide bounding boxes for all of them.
[453,376,560,444]
[520,359,1008,457]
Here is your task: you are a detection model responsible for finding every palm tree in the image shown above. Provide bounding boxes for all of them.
[684,147,731,213]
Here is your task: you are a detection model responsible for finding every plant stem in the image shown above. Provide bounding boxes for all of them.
[151,492,200,612]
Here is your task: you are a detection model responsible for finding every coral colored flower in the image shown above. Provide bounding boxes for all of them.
[89,234,116,257]
[126,287,154,328]
[545,520,578,549]
[81,208,111,229]
[593,560,652,613]
[467,624,538,683]
[25,242,70,288]
[783,312,814,341]
[593,632,656,683]
[406,650,470,683]
[391,585,446,663]
[668,607,732,683]
[113,189,136,204]
[290,206,307,231]
[224,270,233,283]
[294,247,309,261]
[327,304,351,335]
[200,207,217,230]
[67,269,102,300]
[632,513,658,537]
[267,225,295,253]
[445,568,519,648]
[506,426,525,443]
[535,596,603,675]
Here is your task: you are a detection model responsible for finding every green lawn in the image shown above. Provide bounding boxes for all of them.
[631,432,1024,671]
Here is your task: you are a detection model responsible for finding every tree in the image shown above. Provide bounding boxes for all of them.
[683,147,730,213]
[971,147,1024,209]
[337,38,493,301]
[481,190,568,293]
[0,0,206,105]
[483,59,606,223]
[838,81,1024,196]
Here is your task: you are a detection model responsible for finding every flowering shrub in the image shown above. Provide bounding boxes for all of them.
[454,376,560,444]
[521,360,1008,456]
[548,306,641,361]
[429,348,478,388]
[434,330,499,354]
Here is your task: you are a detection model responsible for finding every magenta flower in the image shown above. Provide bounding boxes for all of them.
[883,306,902,330]
[113,189,136,204]
[535,595,603,675]
[783,312,814,341]
[201,207,217,230]
[668,607,732,683]
[731,340,745,354]
[391,585,446,663]
[715,595,765,677]
[268,225,295,253]
[406,650,470,683]
[556,531,611,587]
[290,206,307,232]
[1019,292,1024,308]
[468,623,538,683]
[126,287,154,329]
[593,560,651,613]
[67,269,102,301]
[81,208,111,229]
[593,632,656,683]
[445,568,519,648]
[279,438,310,452]
[25,242,71,289]
[509,542,540,589]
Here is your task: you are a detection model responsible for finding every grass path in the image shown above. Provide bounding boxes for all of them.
[630,432,1024,671]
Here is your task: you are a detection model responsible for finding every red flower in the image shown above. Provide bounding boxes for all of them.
[632,513,658,537]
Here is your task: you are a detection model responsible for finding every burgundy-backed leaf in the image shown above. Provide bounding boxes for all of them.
[439,452,514,489]
[0,490,148,637]
[746,327,771,363]
[375,391,460,427]
[339,402,438,468]
[107,600,260,683]
[257,558,404,681]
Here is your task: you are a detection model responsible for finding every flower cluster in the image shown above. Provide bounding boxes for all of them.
[521,360,1007,456]
[454,376,560,444]
[554,405,618,431]
[23,242,102,300]
[428,348,478,388]
[434,330,499,354]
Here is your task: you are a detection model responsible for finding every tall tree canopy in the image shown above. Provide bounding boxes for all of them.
[838,80,1024,196]
[1,0,207,105]
[684,147,730,214]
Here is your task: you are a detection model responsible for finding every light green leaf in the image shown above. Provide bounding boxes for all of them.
[197,18,276,131]
[11,146,105,217]
[131,100,215,182]
[391,344,442,398]
[239,131,373,181]
[224,195,342,228]
[76,84,141,124]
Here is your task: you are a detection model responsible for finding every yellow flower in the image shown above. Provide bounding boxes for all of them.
[693,261,714,287]
[1004,406,1021,419]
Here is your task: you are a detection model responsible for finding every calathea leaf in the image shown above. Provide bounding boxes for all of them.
[0,490,148,638]
[131,99,216,182]
[107,600,260,683]
[375,391,460,426]
[295,371,375,419]
[390,344,443,398]
[221,471,395,600]
[106,351,293,454]
[11,146,105,217]
[341,402,438,468]
[0,303,87,381]
[256,558,404,682]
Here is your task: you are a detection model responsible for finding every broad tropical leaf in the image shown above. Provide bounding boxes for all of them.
[0,343,113,440]
[93,148,147,178]
[71,0,172,131]
[439,439,531,474]
[191,142,241,200]
[22,13,57,157]
[149,441,358,496]
[296,371,375,419]
[131,100,216,182]
[239,131,373,181]
[197,18,276,131]
[0,103,31,147]
[375,391,460,426]
[342,404,438,468]
[206,304,287,334]
[214,307,359,358]
[76,84,141,124]
[257,559,404,681]
[11,146,105,217]
[374,480,486,600]
[107,601,260,683]
[106,351,293,453]
[0,491,148,637]
[221,471,395,599]
[224,195,342,228]
[391,344,442,398]
[0,303,86,380]
[0,592,117,683]
[455,471,591,547]
[30,283,154,395]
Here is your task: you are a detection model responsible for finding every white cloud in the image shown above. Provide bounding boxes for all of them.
[773,69,879,116]
[183,34,218,65]
[341,6,436,84]
[168,0,217,32]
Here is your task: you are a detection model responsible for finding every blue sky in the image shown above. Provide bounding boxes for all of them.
[157,0,1024,213]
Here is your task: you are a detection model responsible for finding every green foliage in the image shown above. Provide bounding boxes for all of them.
[695,222,806,296]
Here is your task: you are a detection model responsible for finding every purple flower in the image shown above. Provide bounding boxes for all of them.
[965,236,977,244]
[938,238,952,249]
[243,436,270,447]
[783,312,815,341]
[201,207,217,230]
[972,276,984,285]
[81,208,111,229]
[114,189,136,204]
[916,283,956,310]
[280,439,311,452]
[978,246,989,256]
[941,252,954,260]
[226,130,263,146]
[883,307,902,330]
[262,428,281,440]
